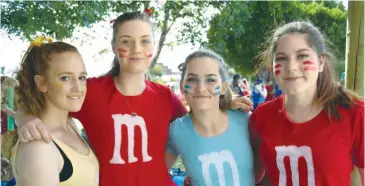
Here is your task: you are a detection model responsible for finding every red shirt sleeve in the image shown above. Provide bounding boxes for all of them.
[170,90,187,121]
[352,100,364,168]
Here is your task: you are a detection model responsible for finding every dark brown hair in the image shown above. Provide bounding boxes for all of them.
[105,11,153,77]
[179,49,232,111]
[258,21,360,121]
[15,42,78,118]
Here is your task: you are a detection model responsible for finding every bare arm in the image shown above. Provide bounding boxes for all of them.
[15,140,60,186]
[165,151,179,169]
[14,107,51,143]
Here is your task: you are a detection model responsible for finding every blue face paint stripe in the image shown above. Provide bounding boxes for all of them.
[184,85,192,89]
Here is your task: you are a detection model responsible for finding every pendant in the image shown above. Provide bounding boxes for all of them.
[131,112,137,117]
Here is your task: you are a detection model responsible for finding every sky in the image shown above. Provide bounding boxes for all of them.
[0,0,348,77]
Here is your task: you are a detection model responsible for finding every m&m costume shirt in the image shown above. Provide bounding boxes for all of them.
[250,95,364,186]
[71,76,187,186]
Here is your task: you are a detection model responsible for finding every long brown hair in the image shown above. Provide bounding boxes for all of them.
[15,41,78,118]
[258,21,360,121]
[178,49,232,111]
[104,11,153,77]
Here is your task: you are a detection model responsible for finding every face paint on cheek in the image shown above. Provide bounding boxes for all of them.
[303,61,314,65]
[303,61,317,71]
[118,48,128,58]
[56,82,63,88]
[213,85,221,95]
[274,64,282,75]
[304,66,317,71]
[183,85,192,94]
[146,54,153,58]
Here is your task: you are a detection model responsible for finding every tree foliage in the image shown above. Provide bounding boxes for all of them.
[207,1,347,76]
[1,1,224,69]
[1,1,141,40]
[150,64,164,77]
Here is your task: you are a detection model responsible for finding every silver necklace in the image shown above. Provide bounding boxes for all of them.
[125,96,142,117]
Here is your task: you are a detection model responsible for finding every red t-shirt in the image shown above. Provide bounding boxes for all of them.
[71,76,187,186]
[250,95,364,186]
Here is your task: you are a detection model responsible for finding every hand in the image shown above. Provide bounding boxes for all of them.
[15,109,51,143]
[183,177,191,186]
[231,96,253,112]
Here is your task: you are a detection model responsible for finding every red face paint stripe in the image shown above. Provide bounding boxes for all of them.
[304,66,317,71]
[147,54,153,58]
[119,53,127,58]
[303,61,314,65]
[274,64,282,69]
[274,70,281,75]
[118,48,128,53]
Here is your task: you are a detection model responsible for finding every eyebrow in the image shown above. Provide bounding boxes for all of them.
[296,48,310,53]
[275,48,311,56]
[119,35,151,39]
[187,73,218,77]
[56,72,87,76]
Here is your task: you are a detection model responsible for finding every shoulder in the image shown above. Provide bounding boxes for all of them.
[169,114,192,134]
[145,80,171,94]
[170,114,192,128]
[337,99,364,119]
[15,140,60,186]
[16,140,60,174]
[350,99,364,113]
[17,140,59,165]
[341,99,364,125]
[252,96,282,116]
[87,75,113,88]
[228,110,249,121]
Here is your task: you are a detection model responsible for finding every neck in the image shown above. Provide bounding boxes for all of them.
[191,108,227,136]
[284,87,321,114]
[115,72,146,96]
[41,102,69,131]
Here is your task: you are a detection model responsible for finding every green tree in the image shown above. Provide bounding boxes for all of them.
[207,1,347,76]
[150,64,164,77]
[0,1,140,40]
[1,1,224,69]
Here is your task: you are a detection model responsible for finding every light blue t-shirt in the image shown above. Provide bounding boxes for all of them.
[167,110,254,186]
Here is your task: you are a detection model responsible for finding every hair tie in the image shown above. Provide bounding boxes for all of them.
[29,36,53,48]
[144,8,152,17]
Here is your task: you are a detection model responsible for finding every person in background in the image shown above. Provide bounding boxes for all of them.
[242,78,251,98]
[231,74,244,97]
[251,78,267,110]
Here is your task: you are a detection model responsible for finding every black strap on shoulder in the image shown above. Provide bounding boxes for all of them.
[53,141,73,182]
